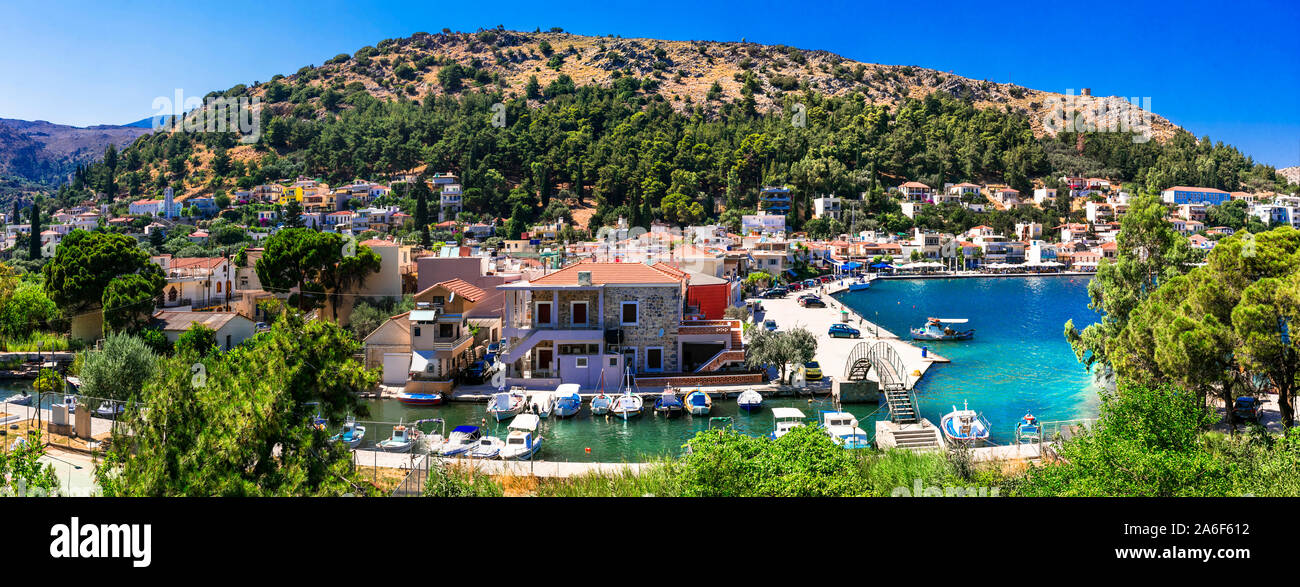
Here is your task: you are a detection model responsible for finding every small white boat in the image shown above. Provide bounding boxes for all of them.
[330,416,366,449]
[737,390,763,412]
[820,411,871,449]
[769,407,806,439]
[552,384,582,418]
[941,400,990,445]
[685,390,711,416]
[528,391,555,418]
[499,413,544,461]
[468,435,506,459]
[590,393,612,416]
[610,368,642,420]
[487,389,527,422]
[415,418,447,454]
[2,391,32,406]
[653,388,684,417]
[911,317,975,341]
[439,425,484,457]
[62,394,78,414]
[94,402,125,418]
[376,423,419,453]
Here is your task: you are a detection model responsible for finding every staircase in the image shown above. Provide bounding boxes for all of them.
[695,349,746,373]
[891,426,944,451]
[884,387,918,423]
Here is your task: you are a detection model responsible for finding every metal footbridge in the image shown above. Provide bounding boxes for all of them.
[843,341,919,423]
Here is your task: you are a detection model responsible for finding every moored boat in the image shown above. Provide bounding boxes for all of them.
[376,423,419,453]
[499,414,544,461]
[415,418,447,453]
[737,390,763,412]
[685,390,711,416]
[1014,412,1040,444]
[610,369,642,420]
[941,400,990,445]
[653,388,684,417]
[769,407,806,439]
[330,415,366,449]
[439,425,484,457]
[2,390,32,406]
[468,434,506,459]
[590,393,612,416]
[396,391,444,406]
[552,384,582,418]
[911,317,975,341]
[486,389,527,422]
[820,411,871,449]
[528,391,555,418]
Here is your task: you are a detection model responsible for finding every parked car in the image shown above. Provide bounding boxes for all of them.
[1232,396,1265,422]
[788,282,803,291]
[462,360,491,384]
[761,288,786,299]
[828,323,861,338]
[817,275,832,283]
[799,361,823,381]
[800,296,826,308]
[764,319,778,332]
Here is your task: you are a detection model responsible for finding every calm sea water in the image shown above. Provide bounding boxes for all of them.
[837,275,1102,443]
[1,276,1100,458]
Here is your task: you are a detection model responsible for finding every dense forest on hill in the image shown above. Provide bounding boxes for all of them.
[48,79,1294,237]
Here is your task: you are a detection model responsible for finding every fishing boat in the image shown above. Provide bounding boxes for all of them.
[737,389,763,412]
[528,391,555,418]
[62,394,78,414]
[769,407,806,439]
[941,401,991,445]
[376,423,420,453]
[499,414,544,461]
[415,418,447,453]
[552,384,582,418]
[653,388,684,417]
[610,369,643,420]
[1014,412,1041,444]
[911,317,975,341]
[330,416,366,449]
[95,401,126,418]
[2,390,32,406]
[468,434,506,459]
[820,411,871,449]
[486,389,527,422]
[590,393,612,416]
[396,391,443,406]
[847,278,871,292]
[439,425,484,457]
[685,390,712,416]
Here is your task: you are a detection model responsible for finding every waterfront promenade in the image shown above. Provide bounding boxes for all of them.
[762,281,948,390]
[353,449,649,477]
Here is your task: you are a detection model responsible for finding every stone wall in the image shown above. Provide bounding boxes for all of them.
[602,285,682,373]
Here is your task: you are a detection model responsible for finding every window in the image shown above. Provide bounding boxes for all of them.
[535,301,553,325]
[413,326,421,337]
[439,324,453,338]
[620,301,638,326]
[571,301,589,326]
[575,357,588,368]
[646,347,664,372]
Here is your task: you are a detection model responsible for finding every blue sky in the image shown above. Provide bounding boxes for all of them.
[2,0,1297,167]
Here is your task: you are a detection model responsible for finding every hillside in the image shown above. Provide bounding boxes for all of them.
[0,118,152,199]
[246,29,1181,142]
[1280,166,1300,186]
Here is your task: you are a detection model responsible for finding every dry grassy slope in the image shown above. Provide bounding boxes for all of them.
[1280,166,1300,186]
[248,30,1181,142]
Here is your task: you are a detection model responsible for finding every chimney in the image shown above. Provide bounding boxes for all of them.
[577,271,592,286]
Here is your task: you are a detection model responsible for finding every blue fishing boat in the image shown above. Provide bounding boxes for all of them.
[685,390,712,416]
[737,389,763,412]
[330,415,366,448]
[376,422,419,453]
[654,388,684,417]
[847,278,871,292]
[1014,412,1041,444]
[552,384,582,418]
[912,318,975,341]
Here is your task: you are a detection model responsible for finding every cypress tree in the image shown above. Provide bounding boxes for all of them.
[29,202,41,259]
[414,176,431,248]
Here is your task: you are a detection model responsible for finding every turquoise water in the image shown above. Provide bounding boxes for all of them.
[357,395,879,462]
[4,275,1100,458]
[837,276,1102,444]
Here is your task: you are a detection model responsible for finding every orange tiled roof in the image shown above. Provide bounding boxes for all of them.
[530,261,687,286]
[431,278,486,302]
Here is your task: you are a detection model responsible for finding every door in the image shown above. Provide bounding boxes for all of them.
[537,348,553,375]
[382,353,410,385]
